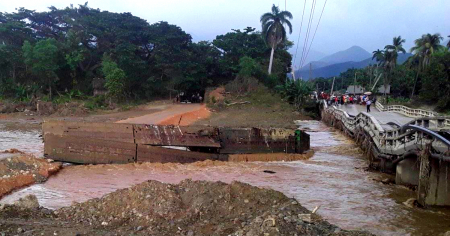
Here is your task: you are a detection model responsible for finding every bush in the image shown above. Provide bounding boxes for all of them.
[84,95,107,110]
[102,55,126,101]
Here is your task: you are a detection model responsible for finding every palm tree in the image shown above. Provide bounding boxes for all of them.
[372,49,385,66]
[385,36,406,66]
[260,4,293,75]
[447,35,450,48]
[410,33,445,98]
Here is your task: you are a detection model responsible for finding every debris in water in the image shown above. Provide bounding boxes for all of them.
[403,198,418,208]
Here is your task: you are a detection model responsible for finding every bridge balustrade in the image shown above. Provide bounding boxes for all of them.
[322,100,450,159]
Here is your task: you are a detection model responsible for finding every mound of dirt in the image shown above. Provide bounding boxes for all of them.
[50,180,372,235]
[208,87,225,103]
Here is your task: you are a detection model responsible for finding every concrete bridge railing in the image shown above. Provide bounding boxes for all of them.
[376,101,438,117]
[320,100,450,206]
[376,101,450,129]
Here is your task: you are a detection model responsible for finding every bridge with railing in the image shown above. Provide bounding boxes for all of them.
[320,100,450,206]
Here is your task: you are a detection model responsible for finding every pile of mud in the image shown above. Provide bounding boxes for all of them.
[39,180,371,235]
[0,153,61,198]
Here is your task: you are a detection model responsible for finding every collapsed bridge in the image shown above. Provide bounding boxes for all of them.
[320,100,450,206]
[42,121,310,164]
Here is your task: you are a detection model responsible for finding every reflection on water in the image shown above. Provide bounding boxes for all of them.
[1,120,450,235]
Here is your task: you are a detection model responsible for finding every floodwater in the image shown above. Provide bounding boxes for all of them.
[1,120,450,235]
[0,122,43,159]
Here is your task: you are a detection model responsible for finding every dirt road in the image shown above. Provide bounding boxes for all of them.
[116,103,209,125]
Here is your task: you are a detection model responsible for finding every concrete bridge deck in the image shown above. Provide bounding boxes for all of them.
[336,104,413,129]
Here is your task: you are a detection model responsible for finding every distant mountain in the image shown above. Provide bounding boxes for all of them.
[299,61,331,71]
[319,46,371,64]
[294,53,412,80]
[290,49,327,70]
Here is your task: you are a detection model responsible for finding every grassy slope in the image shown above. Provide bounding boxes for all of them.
[195,86,312,129]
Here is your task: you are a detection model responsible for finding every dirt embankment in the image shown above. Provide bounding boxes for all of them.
[197,85,312,129]
[0,180,373,236]
[0,151,61,199]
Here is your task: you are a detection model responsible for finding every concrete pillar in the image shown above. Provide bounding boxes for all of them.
[395,157,419,186]
[424,159,450,206]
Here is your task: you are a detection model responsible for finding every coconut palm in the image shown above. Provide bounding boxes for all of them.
[260,4,293,74]
[447,35,450,48]
[385,36,406,66]
[410,33,445,98]
[372,49,385,65]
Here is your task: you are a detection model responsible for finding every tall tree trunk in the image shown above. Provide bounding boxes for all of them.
[268,45,275,75]
[383,70,388,101]
[49,82,52,100]
[12,65,16,83]
[411,65,421,100]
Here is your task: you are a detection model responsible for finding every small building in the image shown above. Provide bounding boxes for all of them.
[345,85,391,95]
[346,85,365,95]
[377,85,391,94]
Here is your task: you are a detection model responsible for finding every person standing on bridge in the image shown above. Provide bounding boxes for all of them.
[366,99,372,113]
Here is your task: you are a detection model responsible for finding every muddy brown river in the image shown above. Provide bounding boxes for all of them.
[1,120,450,235]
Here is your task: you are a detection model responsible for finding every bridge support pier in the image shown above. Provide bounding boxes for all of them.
[419,157,450,206]
[395,157,420,186]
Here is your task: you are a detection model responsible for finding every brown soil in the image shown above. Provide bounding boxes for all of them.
[0,180,373,236]
[0,154,62,199]
[207,87,225,102]
[158,104,211,126]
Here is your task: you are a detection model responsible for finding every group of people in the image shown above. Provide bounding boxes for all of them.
[174,92,203,103]
[322,92,376,113]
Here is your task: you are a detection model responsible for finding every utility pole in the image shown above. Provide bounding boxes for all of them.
[354,72,357,96]
[330,77,335,95]
[291,65,296,80]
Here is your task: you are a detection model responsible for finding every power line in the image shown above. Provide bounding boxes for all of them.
[292,0,307,70]
[299,0,317,69]
[300,0,317,68]
[303,0,328,66]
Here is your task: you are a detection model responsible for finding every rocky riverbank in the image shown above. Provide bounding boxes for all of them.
[0,152,61,199]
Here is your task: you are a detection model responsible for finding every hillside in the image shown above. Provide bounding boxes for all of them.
[319,46,371,64]
[295,53,412,80]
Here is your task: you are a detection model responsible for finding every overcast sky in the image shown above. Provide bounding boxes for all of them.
[1,0,449,66]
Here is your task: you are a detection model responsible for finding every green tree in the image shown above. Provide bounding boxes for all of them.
[101,55,126,100]
[381,36,406,98]
[276,79,312,109]
[22,39,60,99]
[372,49,385,65]
[260,4,293,74]
[410,33,445,98]
[419,51,450,110]
[447,35,450,48]
[385,36,406,65]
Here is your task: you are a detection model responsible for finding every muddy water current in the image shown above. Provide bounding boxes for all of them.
[1,120,450,235]
[0,122,43,158]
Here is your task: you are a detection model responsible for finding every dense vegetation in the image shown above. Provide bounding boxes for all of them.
[309,34,450,111]
[0,3,293,104]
